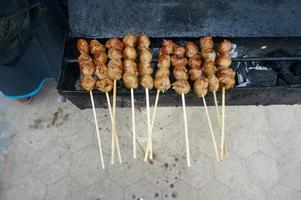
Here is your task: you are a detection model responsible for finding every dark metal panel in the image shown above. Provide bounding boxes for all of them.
[68,0,301,38]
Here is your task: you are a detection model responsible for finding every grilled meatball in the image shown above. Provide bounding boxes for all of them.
[203,60,216,76]
[140,74,153,89]
[89,39,106,54]
[123,59,137,73]
[77,39,89,55]
[218,39,232,54]
[173,44,186,58]
[186,42,198,58]
[216,54,232,68]
[158,54,171,68]
[108,49,123,60]
[216,67,235,79]
[208,75,219,92]
[171,55,187,66]
[199,36,214,49]
[107,65,123,80]
[123,72,139,89]
[78,54,92,64]
[219,75,235,90]
[155,67,170,77]
[138,33,150,50]
[78,56,95,76]
[172,80,190,95]
[200,48,216,62]
[108,59,122,70]
[173,65,188,80]
[217,67,235,89]
[188,55,202,69]
[189,67,203,81]
[161,39,174,55]
[194,77,208,97]
[81,75,96,91]
[95,64,107,80]
[123,46,137,60]
[154,76,171,91]
[123,33,137,47]
[96,78,113,93]
[139,49,152,64]
[93,52,108,65]
[138,63,153,75]
[105,38,124,51]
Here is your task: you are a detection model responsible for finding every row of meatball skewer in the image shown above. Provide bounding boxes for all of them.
[77,35,235,168]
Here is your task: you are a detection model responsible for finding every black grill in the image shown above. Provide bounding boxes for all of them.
[57,0,301,109]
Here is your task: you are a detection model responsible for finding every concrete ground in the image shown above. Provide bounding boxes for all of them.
[0,81,301,200]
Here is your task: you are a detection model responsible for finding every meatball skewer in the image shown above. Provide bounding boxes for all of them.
[106,38,124,164]
[199,36,221,127]
[90,39,124,166]
[216,39,235,160]
[187,40,220,161]
[122,33,139,159]
[171,42,191,167]
[77,39,105,169]
[137,33,154,161]
[144,39,173,161]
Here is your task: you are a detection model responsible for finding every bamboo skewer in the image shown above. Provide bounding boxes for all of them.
[213,91,221,127]
[111,80,122,164]
[144,89,160,160]
[182,93,191,167]
[89,90,105,169]
[131,88,137,159]
[220,87,226,160]
[144,88,151,162]
[201,93,220,161]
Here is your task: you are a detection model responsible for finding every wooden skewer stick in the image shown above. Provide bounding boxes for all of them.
[144,88,151,162]
[89,90,105,169]
[105,92,120,163]
[182,93,191,167]
[131,88,137,159]
[220,87,226,160]
[202,93,220,161]
[112,80,122,164]
[144,89,160,160]
[213,91,221,127]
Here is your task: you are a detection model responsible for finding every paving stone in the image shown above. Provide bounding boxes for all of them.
[181,152,215,189]
[125,179,162,200]
[144,150,181,188]
[36,154,71,185]
[235,181,268,200]
[230,128,258,158]
[163,180,198,200]
[257,126,301,160]
[265,105,297,133]
[58,122,94,153]
[32,141,68,174]
[0,121,16,140]
[7,140,36,182]
[0,138,10,150]
[1,175,47,200]
[198,181,245,200]
[215,153,248,189]
[46,177,86,200]
[268,183,301,200]
[278,151,301,191]
[70,145,107,186]
[86,179,123,200]
[108,148,144,188]
[246,153,279,190]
